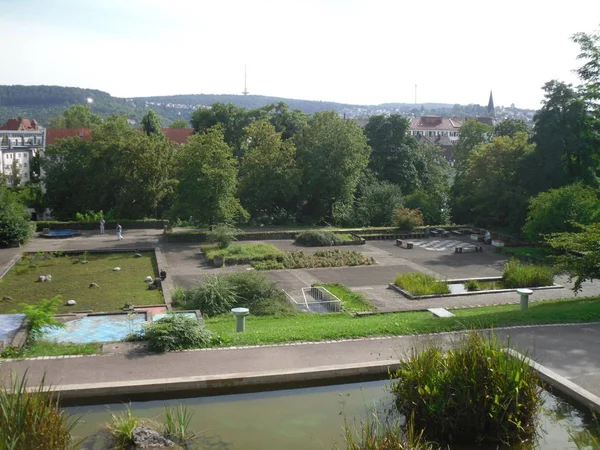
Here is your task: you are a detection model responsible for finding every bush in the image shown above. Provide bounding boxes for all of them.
[0,374,80,450]
[184,275,238,316]
[251,260,285,270]
[391,207,424,230]
[207,223,243,249]
[502,260,554,288]
[283,249,375,269]
[225,271,296,315]
[0,189,35,247]
[142,314,217,352]
[202,243,284,265]
[394,273,449,296]
[295,230,343,246]
[464,280,481,291]
[391,331,542,446]
[16,296,65,338]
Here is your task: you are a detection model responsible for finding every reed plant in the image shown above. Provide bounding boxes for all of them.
[163,404,197,445]
[105,404,143,449]
[464,279,481,291]
[0,373,81,450]
[391,331,543,446]
[394,273,450,296]
[502,259,554,288]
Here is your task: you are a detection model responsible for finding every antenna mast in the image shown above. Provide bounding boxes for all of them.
[242,65,249,95]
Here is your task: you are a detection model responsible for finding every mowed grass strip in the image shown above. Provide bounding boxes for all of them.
[22,341,101,358]
[205,297,600,346]
[202,243,284,263]
[0,252,163,314]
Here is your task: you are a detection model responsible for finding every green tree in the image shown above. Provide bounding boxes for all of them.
[48,115,66,128]
[354,180,403,226]
[0,189,34,246]
[169,119,189,128]
[523,183,600,241]
[238,120,300,220]
[494,119,530,138]
[258,102,308,140]
[572,26,600,108]
[363,114,419,192]
[173,126,246,225]
[141,110,163,136]
[453,118,493,170]
[295,111,371,222]
[63,105,103,128]
[405,189,449,225]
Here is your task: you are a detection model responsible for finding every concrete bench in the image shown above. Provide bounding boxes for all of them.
[428,308,455,318]
[396,239,413,249]
[455,246,483,253]
[451,230,462,236]
[430,230,439,237]
[434,228,450,237]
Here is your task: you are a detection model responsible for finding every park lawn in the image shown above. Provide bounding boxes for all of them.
[0,252,163,314]
[202,243,284,263]
[21,341,102,358]
[317,283,375,312]
[205,297,600,347]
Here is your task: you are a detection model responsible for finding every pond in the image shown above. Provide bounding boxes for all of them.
[69,380,599,449]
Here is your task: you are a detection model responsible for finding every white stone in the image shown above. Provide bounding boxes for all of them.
[113,267,121,271]
[66,300,76,306]
[45,274,52,281]
[37,275,46,282]
[145,276,153,282]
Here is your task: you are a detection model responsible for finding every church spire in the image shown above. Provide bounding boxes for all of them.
[487,90,495,118]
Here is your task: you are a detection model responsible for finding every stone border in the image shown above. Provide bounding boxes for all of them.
[153,247,172,310]
[388,281,564,300]
[0,252,23,280]
[506,348,600,415]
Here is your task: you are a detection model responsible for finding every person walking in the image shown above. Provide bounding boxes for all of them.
[99,218,105,234]
[116,223,123,241]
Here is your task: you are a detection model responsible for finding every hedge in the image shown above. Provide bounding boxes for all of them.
[35,219,169,231]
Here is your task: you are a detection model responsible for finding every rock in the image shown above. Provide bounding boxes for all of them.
[132,426,174,448]
[37,275,46,282]
[134,253,143,258]
[89,282,99,288]
[3,296,12,301]
[145,276,153,282]
[45,274,52,281]
[66,300,76,306]
[113,267,121,271]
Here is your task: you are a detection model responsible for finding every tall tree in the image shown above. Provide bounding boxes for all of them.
[63,105,103,128]
[141,110,164,136]
[494,119,530,138]
[173,127,246,225]
[238,121,300,219]
[453,119,493,171]
[295,111,371,222]
[169,119,189,129]
[258,102,308,140]
[0,188,34,246]
[572,27,600,108]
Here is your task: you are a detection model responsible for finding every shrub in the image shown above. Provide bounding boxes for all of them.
[283,249,375,269]
[391,331,542,446]
[464,279,481,291]
[0,189,35,247]
[251,260,285,270]
[16,296,65,338]
[295,230,343,246]
[225,271,296,315]
[0,374,80,450]
[394,273,450,296]
[202,243,284,265]
[502,260,554,288]
[105,404,143,448]
[391,207,424,230]
[142,314,217,352]
[207,223,243,249]
[182,275,238,317]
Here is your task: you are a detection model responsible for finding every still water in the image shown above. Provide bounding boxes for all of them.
[69,380,598,449]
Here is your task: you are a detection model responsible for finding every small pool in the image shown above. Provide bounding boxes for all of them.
[41,229,82,239]
[41,314,147,343]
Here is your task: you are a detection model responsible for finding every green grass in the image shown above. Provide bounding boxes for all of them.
[394,273,450,296]
[317,283,375,312]
[202,243,284,263]
[502,260,555,288]
[21,341,101,358]
[0,252,163,314]
[204,297,600,346]
[500,246,553,262]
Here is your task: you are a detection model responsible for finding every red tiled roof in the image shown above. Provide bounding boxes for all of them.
[162,128,193,144]
[46,129,92,145]
[0,117,39,130]
[409,116,463,131]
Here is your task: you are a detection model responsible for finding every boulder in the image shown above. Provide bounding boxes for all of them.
[2,296,13,301]
[132,426,174,449]
[145,276,153,282]
[89,282,99,288]
[135,253,143,258]
[45,274,52,281]
[66,300,76,306]
[113,267,121,271]
[37,275,46,283]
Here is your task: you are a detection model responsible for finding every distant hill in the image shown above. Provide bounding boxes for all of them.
[0,85,535,127]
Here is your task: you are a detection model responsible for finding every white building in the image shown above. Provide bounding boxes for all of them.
[0,118,45,186]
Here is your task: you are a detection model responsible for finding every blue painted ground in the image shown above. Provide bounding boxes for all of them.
[0,314,25,345]
[41,314,146,344]
[153,312,197,322]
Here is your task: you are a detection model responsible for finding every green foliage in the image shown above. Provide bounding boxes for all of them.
[295,111,371,221]
[453,118,493,171]
[464,279,481,291]
[182,276,238,317]
[546,222,600,292]
[404,189,448,226]
[74,209,112,222]
[169,119,189,128]
[391,207,424,230]
[105,405,143,448]
[0,189,35,246]
[354,180,404,227]
[394,273,449,296]
[163,405,196,444]
[202,243,284,265]
[316,283,374,312]
[16,296,65,338]
[63,104,102,128]
[250,260,285,270]
[502,260,555,288]
[21,341,100,358]
[295,230,344,246]
[281,249,375,269]
[173,126,247,225]
[391,332,542,446]
[207,223,242,249]
[141,109,163,136]
[142,314,217,352]
[0,374,81,450]
[523,183,600,241]
[494,118,530,138]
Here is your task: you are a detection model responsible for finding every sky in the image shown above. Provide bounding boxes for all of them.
[1,0,599,109]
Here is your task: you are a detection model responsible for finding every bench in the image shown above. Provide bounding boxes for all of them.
[396,239,413,249]
[434,228,450,237]
[454,246,483,253]
[451,230,462,236]
[428,308,455,318]
[430,230,439,237]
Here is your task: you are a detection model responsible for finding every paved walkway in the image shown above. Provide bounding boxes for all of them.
[1,323,599,399]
